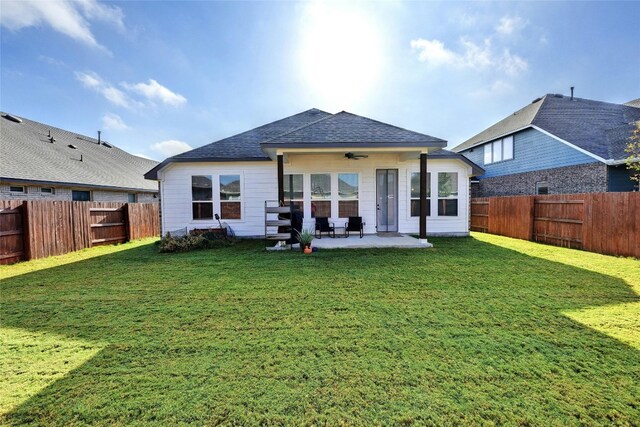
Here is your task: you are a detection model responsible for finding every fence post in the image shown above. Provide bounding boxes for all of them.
[125,203,132,242]
[21,201,32,261]
[529,196,536,241]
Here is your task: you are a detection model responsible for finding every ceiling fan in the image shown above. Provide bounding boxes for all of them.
[344,152,368,160]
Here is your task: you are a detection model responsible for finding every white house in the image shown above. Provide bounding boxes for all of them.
[144,109,483,241]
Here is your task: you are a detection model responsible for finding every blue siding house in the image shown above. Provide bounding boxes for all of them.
[453,94,640,197]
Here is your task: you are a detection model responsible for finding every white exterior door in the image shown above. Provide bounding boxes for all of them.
[376,169,398,232]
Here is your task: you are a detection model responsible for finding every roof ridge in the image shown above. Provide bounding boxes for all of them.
[258,111,337,145]
[530,94,548,125]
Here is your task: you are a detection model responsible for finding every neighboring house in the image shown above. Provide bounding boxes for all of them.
[1,112,159,202]
[145,109,483,238]
[453,94,640,197]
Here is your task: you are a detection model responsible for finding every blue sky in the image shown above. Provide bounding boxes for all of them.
[1,1,639,160]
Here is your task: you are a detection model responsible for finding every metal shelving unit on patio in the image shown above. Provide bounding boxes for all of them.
[264,200,292,249]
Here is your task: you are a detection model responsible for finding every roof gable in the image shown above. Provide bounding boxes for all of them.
[262,111,446,146]
[1,113,159,191]
[453,95,640,162]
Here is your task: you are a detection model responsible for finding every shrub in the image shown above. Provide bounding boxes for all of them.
[159,229,235,253]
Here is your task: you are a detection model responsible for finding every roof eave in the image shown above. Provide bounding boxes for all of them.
[0,177,158,193]
[144,156,271,180]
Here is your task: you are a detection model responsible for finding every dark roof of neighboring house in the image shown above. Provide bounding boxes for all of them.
[145,108,452,180]
[1,112,159,192]
[453,94,640,162]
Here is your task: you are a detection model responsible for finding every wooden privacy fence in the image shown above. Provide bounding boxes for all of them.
[0,200,160,265]
[471,192,640,258]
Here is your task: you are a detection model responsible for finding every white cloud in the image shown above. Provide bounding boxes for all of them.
[76,71,186,110]
[0,0,123,52]
[102,113,129,131]
[122,79,187,107]
[496,15,527,36]
[410,37,528,76]
[410,39,457,66]
[75,71,141,109]
[150,140,192,157]
[471,80,514,98]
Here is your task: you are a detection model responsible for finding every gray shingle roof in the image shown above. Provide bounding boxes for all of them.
[145,108,449,180]
[262,111,447,146]
[173,108,332,160]
[1,112,159,192]
[453,95,640,162]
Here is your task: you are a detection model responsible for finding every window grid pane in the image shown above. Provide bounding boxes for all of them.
[311,174,331,199]
[311,200,331,218]
[438,173,458,197]
[493,139,503,162]
[503,136,514,160]
[192,176,212,201]
[484,144,492,164]
[338,174,358,200]
[192,202,213,220]
[219,175,240,201]
[338,200,358,218]
[220,202,241,219]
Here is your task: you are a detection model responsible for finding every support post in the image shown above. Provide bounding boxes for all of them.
[419,153,428,241]
[277,154,284,206]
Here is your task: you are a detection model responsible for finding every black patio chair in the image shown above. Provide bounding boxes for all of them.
[345,216,365,238]
[314,217,335,238]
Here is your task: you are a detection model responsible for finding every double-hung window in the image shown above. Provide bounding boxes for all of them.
[220,175,241,219]
[338,173,358,217]
[311,174,331,217]
[284,174,304,214]
[484,135,514,164]
[438,172,458,216]
[410,172,430,217]
[192,175,213,220]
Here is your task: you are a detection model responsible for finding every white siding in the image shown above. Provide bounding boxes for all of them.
[158,154,473,237]
[0,182,158,202]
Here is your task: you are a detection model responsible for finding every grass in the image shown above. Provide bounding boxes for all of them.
[1,234,639,426]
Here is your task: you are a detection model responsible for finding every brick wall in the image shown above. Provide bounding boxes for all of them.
[471,162,608,197]
[0,182,158,202]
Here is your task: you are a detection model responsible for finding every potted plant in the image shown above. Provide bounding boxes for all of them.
[296,228,315,253]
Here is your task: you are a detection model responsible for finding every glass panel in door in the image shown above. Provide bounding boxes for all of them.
[376,169,398,232]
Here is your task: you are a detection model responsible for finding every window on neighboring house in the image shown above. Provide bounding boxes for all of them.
[536,181,549,195]
[220,174,241,219]
[410,172,431,217]
[128,193,137,203]
[438,172,458,216]
[338,173,359,217]
[10,185,25,193]
[72,190,90,201]
[311,174,331,218]
[192,175,213,220]
[484,135,514,164]
[41,187,54,194]
[284,174,304,215]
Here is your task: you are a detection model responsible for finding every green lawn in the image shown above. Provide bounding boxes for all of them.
[1,234,639,426]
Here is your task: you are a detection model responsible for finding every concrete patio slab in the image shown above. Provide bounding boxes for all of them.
[311,233,432,249]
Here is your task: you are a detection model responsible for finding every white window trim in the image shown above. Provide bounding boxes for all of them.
[218,173,244,221]
[310,173,332,219]
[9,185,25,193]
[535,180,549,195]
[191,175,214,221]
[484,136,514,165]
[41,187,55,194]
[337,172,360,219]
[284,173,304,212]
[409,171,431,218]
[437,172,459,217]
